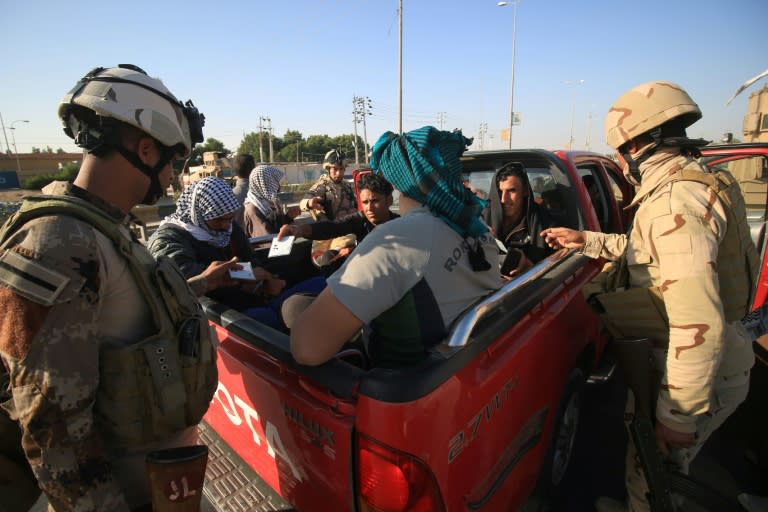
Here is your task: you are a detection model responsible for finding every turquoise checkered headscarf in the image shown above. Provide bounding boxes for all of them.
[370,126,487,238]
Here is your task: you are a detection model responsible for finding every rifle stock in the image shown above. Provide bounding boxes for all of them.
[612,338,676,512]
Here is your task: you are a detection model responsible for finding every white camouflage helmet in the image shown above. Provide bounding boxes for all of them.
[323,149,346,170]
[604,81,701,150]
[58,64,204,157]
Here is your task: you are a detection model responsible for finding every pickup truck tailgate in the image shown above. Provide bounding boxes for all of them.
[203,323,358,512]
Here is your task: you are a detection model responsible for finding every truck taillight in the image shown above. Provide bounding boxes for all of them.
[356,434,444,512]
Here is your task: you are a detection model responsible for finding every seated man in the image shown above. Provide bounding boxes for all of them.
[277,173,399,269]
[147,176,325,331]
[483,162,555,278]
[289,126,502,368]
[243,164,300,237]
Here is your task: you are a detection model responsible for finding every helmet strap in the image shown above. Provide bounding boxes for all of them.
[114,145,171,205]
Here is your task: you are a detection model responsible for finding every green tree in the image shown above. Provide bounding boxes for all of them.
[283,129,303,146]
[56,148,65,154]
[237,132,264,161]
[276,143,301,162]
[31,147,41,154]
[43,146,54,154]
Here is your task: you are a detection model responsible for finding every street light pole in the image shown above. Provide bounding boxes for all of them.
[10,120,30,174]
[0,113,11,155]
[498,1,520,150]
[398,0,403,134]
[564,80,584,149]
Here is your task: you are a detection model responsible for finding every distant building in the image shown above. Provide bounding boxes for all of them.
[0,152,83,187]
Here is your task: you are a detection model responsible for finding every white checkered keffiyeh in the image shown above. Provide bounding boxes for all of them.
[162,176,242,247]
[245,165,284,218]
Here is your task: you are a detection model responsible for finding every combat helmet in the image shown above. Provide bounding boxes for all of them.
[604,81,707,183]
[58,64,205,203]
[605,81,701,150]
[323,149,346,170]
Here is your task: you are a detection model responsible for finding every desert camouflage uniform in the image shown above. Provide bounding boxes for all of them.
[300,174,356,221]
[0,186,199,511]
[581,149,755,511]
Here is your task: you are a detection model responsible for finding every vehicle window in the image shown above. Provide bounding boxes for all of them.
[461,156,579,230]
[701,154,768,221]
[577,164,611,231]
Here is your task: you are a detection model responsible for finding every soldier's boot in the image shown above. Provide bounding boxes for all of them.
[146,444,209,512]
[594,496,629,512]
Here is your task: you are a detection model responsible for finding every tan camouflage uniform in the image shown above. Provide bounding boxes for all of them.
[581,149,754,511]
[300,174,356,221]
[0,187,197,511]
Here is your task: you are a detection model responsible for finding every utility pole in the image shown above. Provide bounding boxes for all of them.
[260,116,273,163]
[585,111,592,151]
[257,117,264,162]
[352,97,360,164]
[478,122,488,150]
[353,96,372,163]
[437,112,446,130]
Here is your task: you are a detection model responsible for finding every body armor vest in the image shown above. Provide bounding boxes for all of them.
[0,196,217,451]
[655,166,758,323]
[586,166,758,344]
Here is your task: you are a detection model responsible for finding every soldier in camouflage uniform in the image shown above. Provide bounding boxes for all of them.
[0,65,238,511]
[300,149,357,221]
[542,81,758,512]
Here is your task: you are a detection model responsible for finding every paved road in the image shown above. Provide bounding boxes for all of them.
[554,362,768,511]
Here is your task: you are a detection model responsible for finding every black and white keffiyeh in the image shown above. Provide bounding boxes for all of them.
[245,165,284,217]
[162,176,241,247]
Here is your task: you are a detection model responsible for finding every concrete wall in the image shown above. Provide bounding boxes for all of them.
[0,152,83,187]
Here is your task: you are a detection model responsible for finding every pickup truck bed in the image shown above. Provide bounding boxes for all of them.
[198,149,635,511]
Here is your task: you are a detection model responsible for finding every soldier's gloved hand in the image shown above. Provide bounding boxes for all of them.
[655,421,696,457]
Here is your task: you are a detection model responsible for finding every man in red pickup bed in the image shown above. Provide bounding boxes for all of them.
[290,126,502,368]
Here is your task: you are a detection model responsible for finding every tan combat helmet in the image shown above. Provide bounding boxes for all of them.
[604,81,701,150]
[58,64,204,158]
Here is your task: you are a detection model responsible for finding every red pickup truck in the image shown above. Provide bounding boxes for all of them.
[196,148,636,512]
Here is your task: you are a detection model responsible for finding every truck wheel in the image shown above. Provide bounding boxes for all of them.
[535,368,585,509]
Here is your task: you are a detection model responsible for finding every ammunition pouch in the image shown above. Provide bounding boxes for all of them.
[590,286,669,346]
[583,257,671,346]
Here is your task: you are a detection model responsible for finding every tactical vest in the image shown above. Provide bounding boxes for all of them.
[586,166,758,343]
[0,196,217,452]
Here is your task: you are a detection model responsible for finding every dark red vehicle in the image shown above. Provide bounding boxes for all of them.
[198,149,634,511]
[699,142,768,312]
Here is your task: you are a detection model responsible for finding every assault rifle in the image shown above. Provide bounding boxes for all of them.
[612,337,677,512]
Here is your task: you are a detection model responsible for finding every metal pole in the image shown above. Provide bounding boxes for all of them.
[508,0,518,149]
[361,97,370,164]
[398,0,403,134]
[10,129,21,173]
[497,2,520,149]
[0,113,10,156]
[565,80,584,150]
[10,120,29,174]
[352,96,360,164]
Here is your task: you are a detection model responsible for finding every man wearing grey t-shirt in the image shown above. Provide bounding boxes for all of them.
[290,127,502,368]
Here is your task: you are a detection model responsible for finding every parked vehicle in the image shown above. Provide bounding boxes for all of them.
[198,149,635,512]
[699,142,768,312]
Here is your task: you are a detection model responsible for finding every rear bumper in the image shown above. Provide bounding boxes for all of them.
[199,421,295,512]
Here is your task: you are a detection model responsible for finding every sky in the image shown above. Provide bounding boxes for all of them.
[1,0,766,158]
